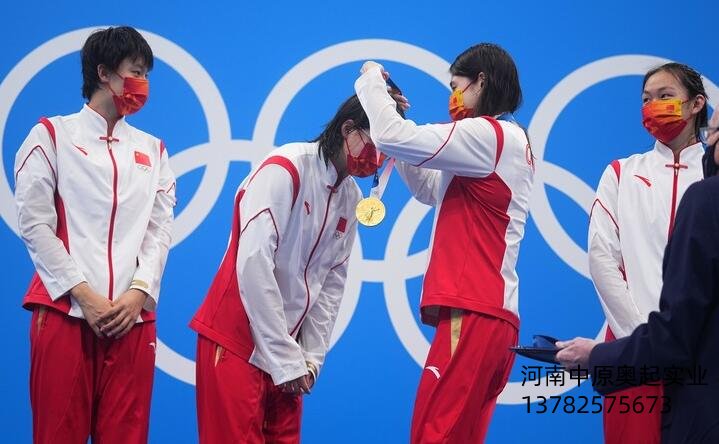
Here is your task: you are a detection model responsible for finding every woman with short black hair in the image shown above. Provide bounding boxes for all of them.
[14,26,175,443]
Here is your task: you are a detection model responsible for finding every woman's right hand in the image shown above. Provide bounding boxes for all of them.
[70,282,114,337]
[390,90,411,112]
[278,374,311,395]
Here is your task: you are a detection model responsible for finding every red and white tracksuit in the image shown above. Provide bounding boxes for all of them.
[356,67,535,443]
[190,143,360,443]
[589,141,703,443]
[14,104,175,444]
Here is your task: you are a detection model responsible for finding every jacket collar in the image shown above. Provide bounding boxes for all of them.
[316,144,350,191]
[80,104,128,142]
[653,140,704,164]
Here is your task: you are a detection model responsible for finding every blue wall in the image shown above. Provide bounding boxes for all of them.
[1,1,716,442]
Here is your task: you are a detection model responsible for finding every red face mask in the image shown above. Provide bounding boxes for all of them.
[449,82,474,121]
[641,98,687,144]
[345,130,386,178]
[107,75,149,116]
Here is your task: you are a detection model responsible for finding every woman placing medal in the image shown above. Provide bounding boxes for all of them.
[355,43,535,443]
[355,78,404,227]
[190,94,403,443]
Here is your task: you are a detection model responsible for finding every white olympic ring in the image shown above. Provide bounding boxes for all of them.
[497,55,719,403]
[2,29,717,403]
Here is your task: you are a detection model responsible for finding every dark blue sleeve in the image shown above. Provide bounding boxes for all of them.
[589,178,719,395]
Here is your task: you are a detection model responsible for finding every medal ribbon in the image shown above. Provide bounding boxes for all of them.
[369,157,395,200]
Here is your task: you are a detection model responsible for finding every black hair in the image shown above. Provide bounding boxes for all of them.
[643,63,708,138]
[312,94,405,164]
[450,43,522,117]
[81,26,154,100]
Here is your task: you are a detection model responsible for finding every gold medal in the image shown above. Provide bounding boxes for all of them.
[355,196,386,226]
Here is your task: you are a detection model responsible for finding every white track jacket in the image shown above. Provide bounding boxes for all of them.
[15,105,175,320]
[589,142,703,338]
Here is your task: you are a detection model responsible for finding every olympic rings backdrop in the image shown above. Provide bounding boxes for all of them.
[1,1,716,442]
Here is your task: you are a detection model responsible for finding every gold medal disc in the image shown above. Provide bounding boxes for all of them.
[355,196,386,227]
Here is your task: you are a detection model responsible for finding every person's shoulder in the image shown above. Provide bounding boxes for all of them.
[685,176,719,204]
[274,142,316,160]
[262,142,317,175]
[22,112,75,144]
[675,177,719,226]
[698,175,719,188]
[125,123,160,146]
[599,152,652,180]
[250,143,312,185]
[497,120,528,145]
[618,150,655,167]
[39,111,80,132]
[673,177,719,250]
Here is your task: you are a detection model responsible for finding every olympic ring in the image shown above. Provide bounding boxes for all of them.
[0,26,233,385]
[3,29,717,401]
[0,30,446,386]
[498,55,719,404]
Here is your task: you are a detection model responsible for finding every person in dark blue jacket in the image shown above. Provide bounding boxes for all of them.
[557,112,719,443]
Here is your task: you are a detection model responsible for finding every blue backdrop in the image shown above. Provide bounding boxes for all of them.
[1,1,717,442]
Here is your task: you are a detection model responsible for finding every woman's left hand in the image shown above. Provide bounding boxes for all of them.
[98,289,147,339]
[360,60,386,76]
[360,61,410,110]
[390,91,411,111]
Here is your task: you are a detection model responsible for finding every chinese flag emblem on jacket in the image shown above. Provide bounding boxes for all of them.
[134,150,152,167]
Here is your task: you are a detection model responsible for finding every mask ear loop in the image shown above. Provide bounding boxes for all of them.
[356,130,381,185]
[107,83,120,96]
[352,128,383,182]
[104,71,126,98]
[356,128,371,146]
[452,80,477,119]
[343,133,351,155]
[360,129,380,162]
[345,128,362,159]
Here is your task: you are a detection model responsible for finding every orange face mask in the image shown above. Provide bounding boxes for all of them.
[641,98,687,144]
[448,82,474,121]
[107,75,149,116]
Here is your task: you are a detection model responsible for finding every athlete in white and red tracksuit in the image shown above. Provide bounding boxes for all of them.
[356,44,534,443]
[190,95,396,443]
[588,63,707,443]
[14,27,175,444]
